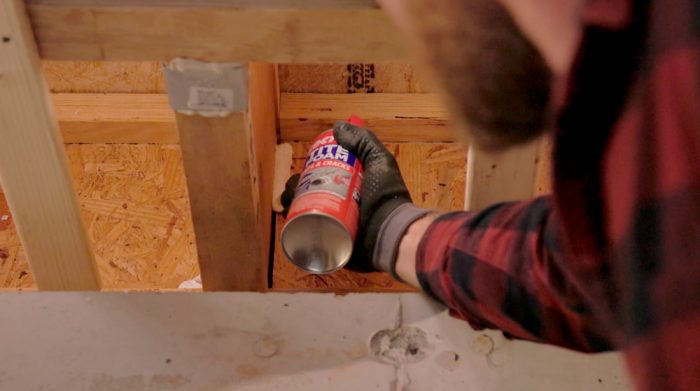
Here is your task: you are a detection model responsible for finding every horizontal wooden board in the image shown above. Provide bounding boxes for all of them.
[279,93,454,142]
[53,93,178,143]
[272,142,467,292]
[279,63,431,93]
[27,1,407,62]
[43,61,429,94]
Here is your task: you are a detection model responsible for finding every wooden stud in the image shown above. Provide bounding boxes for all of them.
[465,138,543,211]
[27,1,406,63]
[248,63,279,289]
[279,93,453,142]
[0,0,100,290]
[52,93,178,143]
[169,63,277,291]
[534,135,554,196]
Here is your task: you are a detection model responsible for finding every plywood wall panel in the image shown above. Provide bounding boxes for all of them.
[0,144,199,290]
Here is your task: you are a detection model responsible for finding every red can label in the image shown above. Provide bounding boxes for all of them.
[286,129,363,240]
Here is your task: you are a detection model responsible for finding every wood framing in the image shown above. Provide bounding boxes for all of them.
[27,1,406,63]
[168,63,277,291]
[0,0,100,290]
[280,93,453,142]
[51,92,453,143]
[52,93,178,143]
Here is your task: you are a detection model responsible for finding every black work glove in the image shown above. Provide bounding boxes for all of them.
[332,122,412,272]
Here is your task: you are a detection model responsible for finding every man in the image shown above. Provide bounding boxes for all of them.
[285,1,699,389]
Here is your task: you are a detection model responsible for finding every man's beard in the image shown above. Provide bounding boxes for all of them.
[403,0,553,150]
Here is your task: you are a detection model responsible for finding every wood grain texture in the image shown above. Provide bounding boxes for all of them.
[0,145,200,290]
[171,63,277,292]
[465,138,543,211]
[0,0,100,290]
[43,61,165,93]
[280,93,454,142]
[53,93,178,143]
[51,92,455,143]
[27,1,407,62]
[175,113,266,291]
[272,142,467,292]
[534,136,553,196]
[279,63,431,93]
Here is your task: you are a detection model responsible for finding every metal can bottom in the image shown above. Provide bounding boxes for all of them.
[280,212,353,274]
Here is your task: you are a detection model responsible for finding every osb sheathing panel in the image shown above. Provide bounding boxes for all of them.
[272,142,467,292]
[0,144,199,289]
[1,141,466,291]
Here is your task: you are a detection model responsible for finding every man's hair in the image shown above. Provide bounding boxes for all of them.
[403,0,553,150]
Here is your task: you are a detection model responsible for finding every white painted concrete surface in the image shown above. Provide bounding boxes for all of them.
[0,292,631,390]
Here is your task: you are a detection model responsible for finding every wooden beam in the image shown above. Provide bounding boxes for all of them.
[249,63,279,291]
[167,62,277,291]
[280,93,454,142]
[465,138,543,211]
[51,92,454,143]
[53,93,178,143]
[0,0,100,290]
[26,1,406,62]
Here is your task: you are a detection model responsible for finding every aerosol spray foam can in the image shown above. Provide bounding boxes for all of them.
[280,115,364,274]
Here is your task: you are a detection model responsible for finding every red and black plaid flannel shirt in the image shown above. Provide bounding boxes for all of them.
[415,1,700,389]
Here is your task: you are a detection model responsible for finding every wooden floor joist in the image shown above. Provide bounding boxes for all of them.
[53,93,178,143]
[27,0,406,63]
[0,0,100,290]
[51,92,453,143]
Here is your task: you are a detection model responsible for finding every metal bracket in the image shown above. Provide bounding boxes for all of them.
[163,58,248,117]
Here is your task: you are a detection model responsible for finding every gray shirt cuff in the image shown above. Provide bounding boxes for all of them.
[372,203,431,280]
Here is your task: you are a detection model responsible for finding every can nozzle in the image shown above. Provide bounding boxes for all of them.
[346,114,364,127]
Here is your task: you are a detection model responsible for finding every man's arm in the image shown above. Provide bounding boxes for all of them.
[331,122,611,352]
[395,198,613,353]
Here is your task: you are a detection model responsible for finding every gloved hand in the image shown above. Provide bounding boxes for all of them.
[332,121,413,271]
[282,122,430,277]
